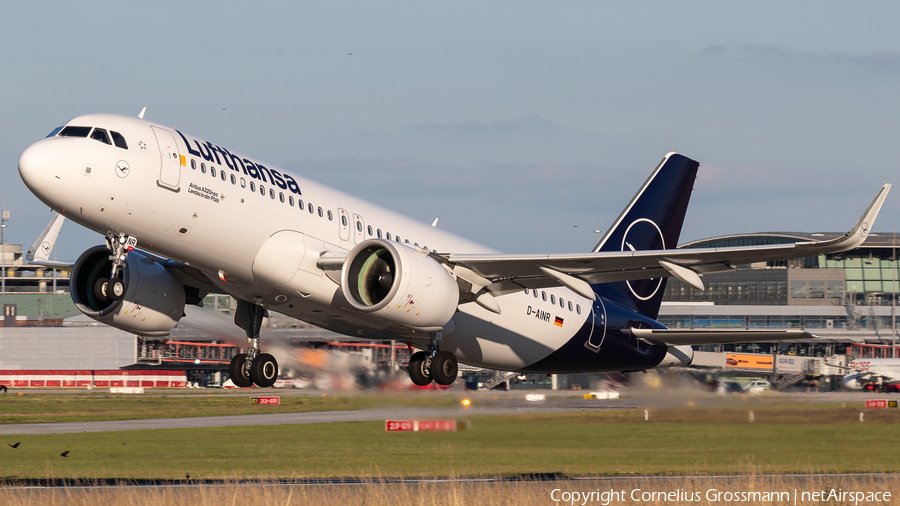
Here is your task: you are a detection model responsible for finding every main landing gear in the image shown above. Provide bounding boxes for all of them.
[229,299,279,388]
[94,233,133,302]
[407,332,458,386]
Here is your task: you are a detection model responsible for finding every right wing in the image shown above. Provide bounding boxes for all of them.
[445,184,891,298]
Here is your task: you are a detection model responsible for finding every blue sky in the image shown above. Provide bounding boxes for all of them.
[1,2,899,259]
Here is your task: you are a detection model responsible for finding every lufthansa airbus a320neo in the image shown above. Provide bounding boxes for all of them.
[17,112,890,388]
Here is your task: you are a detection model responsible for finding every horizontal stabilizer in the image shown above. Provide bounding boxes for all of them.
[631,328,816,347]
[26,212,72,267]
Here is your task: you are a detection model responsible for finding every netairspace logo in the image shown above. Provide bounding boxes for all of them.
[550,488,892,505]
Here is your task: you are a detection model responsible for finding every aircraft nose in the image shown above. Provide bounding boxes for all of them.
[18,139,57,197]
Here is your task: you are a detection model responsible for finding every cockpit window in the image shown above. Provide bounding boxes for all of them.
[90,128,111,145]
[46,126,63,138]
[59,126,92,138]
[110,131,128,149]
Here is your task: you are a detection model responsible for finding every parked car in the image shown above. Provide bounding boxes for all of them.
[717,381,744,395]
[744,380,771,394]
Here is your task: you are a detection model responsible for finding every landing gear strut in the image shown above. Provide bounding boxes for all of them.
[230,299,279,388]
[94,233,134,301]
[407,332,458,386]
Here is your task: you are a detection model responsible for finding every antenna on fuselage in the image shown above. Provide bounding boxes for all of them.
[138,107,147,119]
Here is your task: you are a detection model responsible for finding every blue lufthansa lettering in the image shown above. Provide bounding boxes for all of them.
[256,163,272,184]
[175,130,303,195]
[206,141,222,164]
[243,158,260,178]
[284,174,301,195]
[195,140,214,162]
[215,145,235,171]
[270,169,288,190]
[176,130,201,157]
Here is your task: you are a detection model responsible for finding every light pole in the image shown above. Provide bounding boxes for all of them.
[1,209,8,294]
[36,298,43,326]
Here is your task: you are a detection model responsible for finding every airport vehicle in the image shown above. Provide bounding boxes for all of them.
[17,112,890,388]
[743,380,771,394]
[841,358,900,392]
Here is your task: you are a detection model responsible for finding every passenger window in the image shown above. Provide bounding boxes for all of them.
[298,199,303,209]
[318,207,323,217]
[533,290,538,298]
[568,301,573,311]
[231,174,236,185]
[91,128,111,145]
[386,232,391,240]
[270,189,275,199]
[288,196,294,206]
[341,216,348,226]
[308,203,314,213]
[542,291,547,301]
[211,167,217,178]
[367,225,373,236]
[328,210,333,221]
[201,163,207,174]
[221,170,226,181]
[46,126,64,138]
[191,159,196,170]
[550,294,556,305]
[59,126,91,137]
[260,185,265,196]
[405,239,410,244]
[524,289,529,295]
[240,178,246,188]
[560,298,564,308]
[377,229,382,239]
[356,221,362,232]
[110,131,128,149]
[396,236,401,242]
[250,181,255,192]
[576,304,581,315]
[279,192,285,203]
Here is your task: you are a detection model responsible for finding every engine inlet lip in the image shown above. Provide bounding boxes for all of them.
[341,239,404,313]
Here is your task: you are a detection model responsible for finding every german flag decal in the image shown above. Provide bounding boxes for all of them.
[554,316,564,327]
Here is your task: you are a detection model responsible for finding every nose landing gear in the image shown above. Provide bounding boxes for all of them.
[93,233,135,302]
[407,332,458,386]
[230,300,279,388]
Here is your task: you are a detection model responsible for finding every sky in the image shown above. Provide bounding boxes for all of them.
[1,1,899,260]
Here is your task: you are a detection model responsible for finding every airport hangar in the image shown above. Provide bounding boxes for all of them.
[0,231,898,390]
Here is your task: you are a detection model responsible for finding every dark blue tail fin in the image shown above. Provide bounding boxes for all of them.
[591,152,699,319]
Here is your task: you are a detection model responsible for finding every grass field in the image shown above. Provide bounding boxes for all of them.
[1,406,900,481]
[3,475,899,506]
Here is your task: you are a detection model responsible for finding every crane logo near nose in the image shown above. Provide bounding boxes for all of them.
[116,160,130,178]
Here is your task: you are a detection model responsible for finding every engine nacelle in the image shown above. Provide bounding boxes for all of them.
[341,239,459,330]
[70,246,186,337]
[654,345,694,368]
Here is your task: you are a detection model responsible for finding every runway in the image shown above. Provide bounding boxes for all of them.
[0,401,638,435]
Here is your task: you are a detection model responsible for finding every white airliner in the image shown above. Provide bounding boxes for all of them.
[841,358,900,391]
[17,112,891,388]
